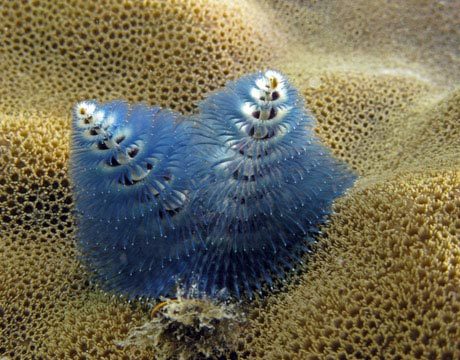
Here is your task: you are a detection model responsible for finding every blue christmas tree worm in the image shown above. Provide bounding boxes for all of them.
[188,70,356,298]
[70,100,202,298]
[70,71,356,300]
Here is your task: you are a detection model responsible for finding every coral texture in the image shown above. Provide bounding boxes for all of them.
[0,0,269,115]
[239,170,460,359]
[256,0,460,87]
[1,0,459,359]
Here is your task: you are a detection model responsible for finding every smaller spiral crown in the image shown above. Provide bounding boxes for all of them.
[71,100,191,222]
[70,100,201,298]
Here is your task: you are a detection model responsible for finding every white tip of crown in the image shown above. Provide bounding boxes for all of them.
[241,102,258,117]
[250,87,265,102]
[103,114,116,129]
[93,110,105,124]
[74,101,96,121]
[255,70,285,91]
[255,77,269,91]
[264,70,284,84]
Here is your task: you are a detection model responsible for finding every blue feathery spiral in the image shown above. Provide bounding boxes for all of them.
[70,100,203,298]
[70,71,355,300]
[187,70,356,298]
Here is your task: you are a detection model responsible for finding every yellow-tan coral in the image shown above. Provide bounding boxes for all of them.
[239,170,460,359]
[0,0,459,359]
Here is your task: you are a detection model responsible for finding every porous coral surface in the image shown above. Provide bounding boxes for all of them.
[0,0,269,116]
[239,170,460,359]
[0,0,459,359]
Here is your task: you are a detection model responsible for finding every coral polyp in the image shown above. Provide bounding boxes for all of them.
[70,71,355,300]
[188,70,356,298]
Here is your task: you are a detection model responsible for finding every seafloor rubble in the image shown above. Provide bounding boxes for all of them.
[0,0,459,359]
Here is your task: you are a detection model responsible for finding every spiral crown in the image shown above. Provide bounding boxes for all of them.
[70,100,199,298]
[188,70,356,298]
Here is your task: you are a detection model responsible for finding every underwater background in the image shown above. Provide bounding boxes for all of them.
[0,0,459,359]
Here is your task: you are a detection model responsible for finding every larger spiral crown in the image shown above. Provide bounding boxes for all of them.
[188,70,356,298]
